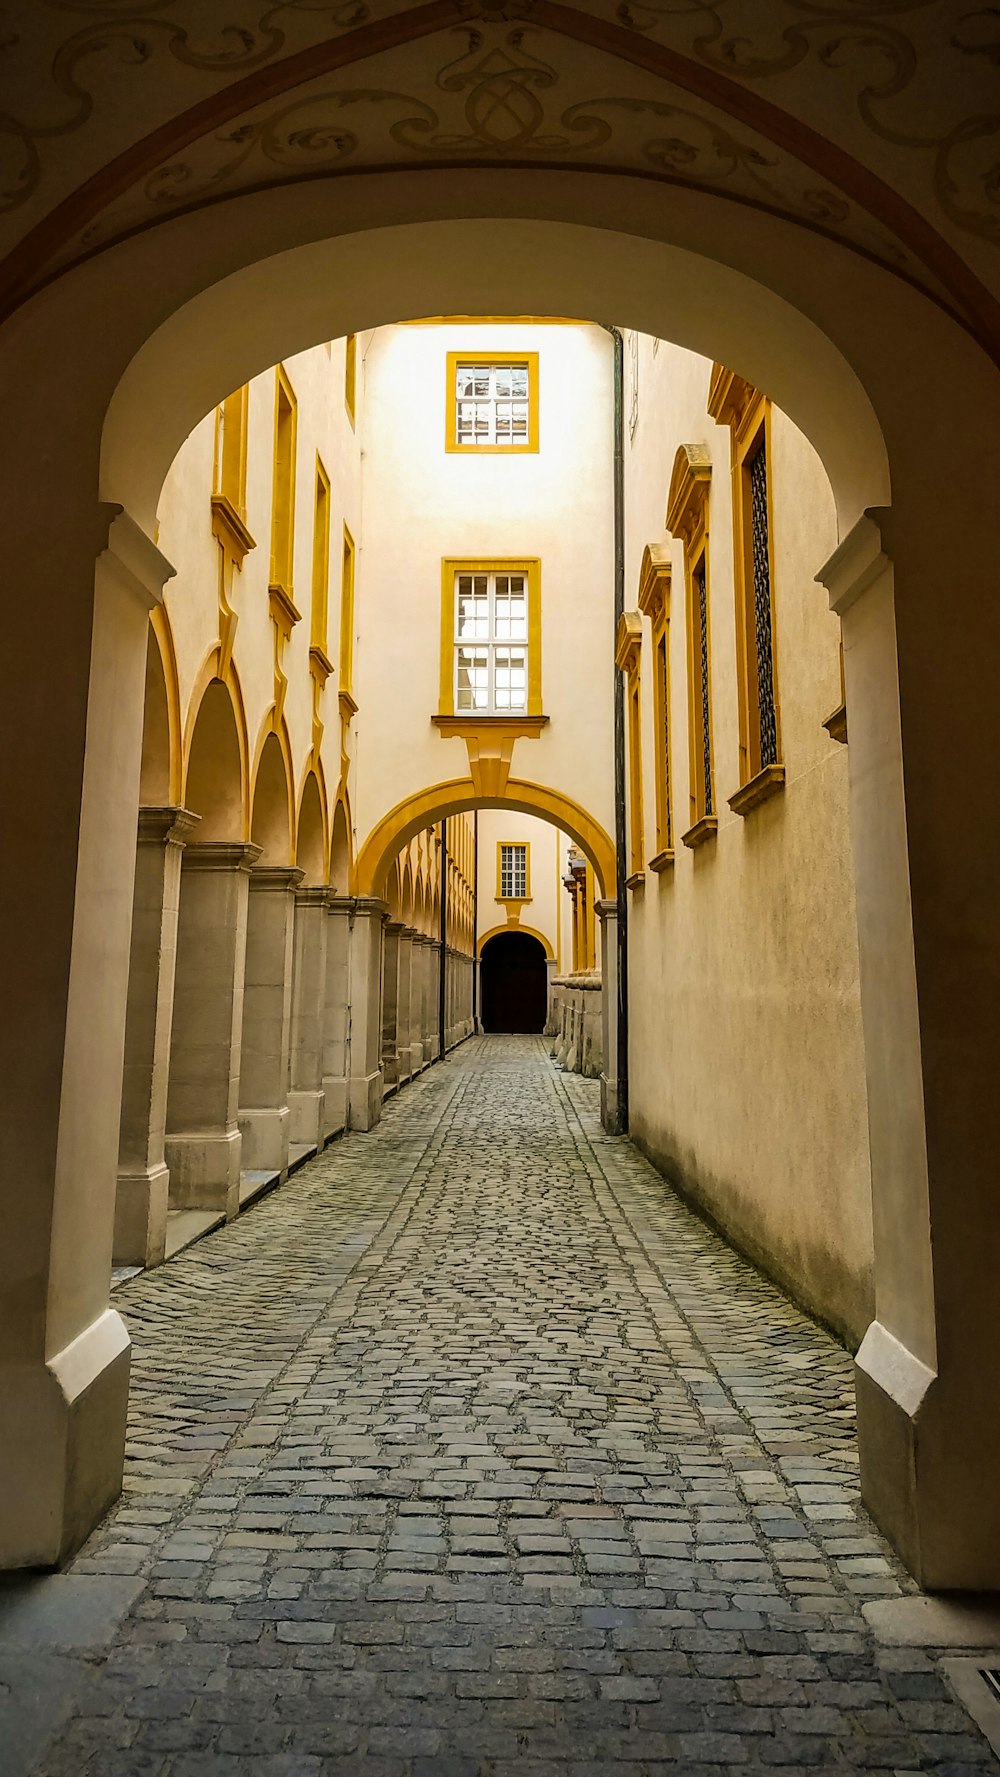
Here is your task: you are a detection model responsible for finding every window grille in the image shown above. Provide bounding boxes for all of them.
[695,557,713,817]
[500,843,528,899]
[749,438,778,769]
[455,363,530,447]
[455,571,528,714]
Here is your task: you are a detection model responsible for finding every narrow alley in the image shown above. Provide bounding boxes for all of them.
[11,1040,995,1776]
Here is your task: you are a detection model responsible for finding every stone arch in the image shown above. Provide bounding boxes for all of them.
[330,793,353,895]
[296,768,328,886]
[359,780,615,902]
[478,922,555,963]
[138,622,174,807]
[250,728,294,866]
[400,858,414,927]
[183,672,247,842]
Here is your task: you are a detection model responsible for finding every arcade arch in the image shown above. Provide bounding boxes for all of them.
[0,156,998,1588]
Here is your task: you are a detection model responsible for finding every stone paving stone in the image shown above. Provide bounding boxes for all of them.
[27,1037,1000,1774]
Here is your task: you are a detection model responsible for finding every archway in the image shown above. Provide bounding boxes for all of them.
[250,729,293,864]
[481,931,549,1035]
[2,160,999,1583]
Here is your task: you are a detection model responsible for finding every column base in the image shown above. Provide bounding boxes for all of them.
[321,1076,348,1140]
[288,1088,324,1146]
[856,1320,1000,1589]
[237,1105,290,1174]
[113,1161,168,1268]
[0,1310,130,1568]
[164,1126,241,1218]
[349,1069,383,1131]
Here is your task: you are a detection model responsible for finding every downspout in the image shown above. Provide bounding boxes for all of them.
[602,324,629,1133]
[438,816,448,1060]
[472,808,479,1032]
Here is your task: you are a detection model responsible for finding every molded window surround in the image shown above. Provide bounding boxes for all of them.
[637,544,674,872]
[310,456,332,665]
[338,524,357,716]
[666,443,717,851]
[616,611,644,888]
[438,558,542,719]
[446,353,539,453]
[497,841,530,902]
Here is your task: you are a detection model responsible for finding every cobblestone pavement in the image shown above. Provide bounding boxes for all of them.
[34,1038,997,1775]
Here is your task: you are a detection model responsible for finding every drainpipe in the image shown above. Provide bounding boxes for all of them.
[472,808,479,1032]
[602,324,629,1133]
[438,817,448,1059]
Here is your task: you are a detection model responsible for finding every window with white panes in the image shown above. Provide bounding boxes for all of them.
[454,361,531,447]
[454,570,529,714]
[499,843,528,900]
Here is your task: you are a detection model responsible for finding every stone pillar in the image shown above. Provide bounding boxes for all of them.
[349,898,387,1129]
[427,938,442,1063]
[596,900,622,1133]
[115,805,199,1268]
[544,959,559,1035]
[382,920,402,1086]
[818,514,1000,1588]
[237,864,301,1173]
[0,509,171,1566]
[322,894,353,1139]
[165,839,260,1216]
[288,886,328,1148]
[396,927,414,1087]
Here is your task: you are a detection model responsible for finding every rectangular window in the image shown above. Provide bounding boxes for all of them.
[654,626,672,854]
[311,458,331,656]
[339,525,356,700]
[454,570,529,714]
[498,842,529,900]
[627,670,644,877]
[446,353,539,452]
[737,426,780,779]
[270,366,297,592]
[689,550,714,825]
[214,384,248,515]
[345,334,357,426]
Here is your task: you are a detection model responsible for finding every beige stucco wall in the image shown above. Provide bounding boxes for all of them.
[352,323,615,864]
[475,810,566,964]
[624,336,874,1345]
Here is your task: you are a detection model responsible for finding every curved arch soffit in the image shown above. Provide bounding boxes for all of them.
[181,649,250,835]
[330,788,355,894]
[249,717,296,865]
[102,213,892,537]
[358,778,615,901]
[478,923,555,964]
[296,763,329,884]
[148,607,183,806]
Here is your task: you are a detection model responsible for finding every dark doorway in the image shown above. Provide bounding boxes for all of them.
[480,931,548,1034]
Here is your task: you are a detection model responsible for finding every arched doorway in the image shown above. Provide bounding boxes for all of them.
[481,931,548,1035]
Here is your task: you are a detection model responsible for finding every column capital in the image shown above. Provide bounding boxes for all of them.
[249,864,304,892]
[182,840,262,873]
[353,896,389,922]
[294,884,330,908]
[326,893,355,915]
[385,919,405,937]
[97,504,175,613]
[137,805,200,847]
[595,898,618,922]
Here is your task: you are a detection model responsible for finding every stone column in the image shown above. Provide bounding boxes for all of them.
[349,898,387,1129]
[322,894,353,1140]
[288,886,328,1148]
[426,938,442,1063]
[596,899,622,1133]
[544,959,559,1035]
[815,514,1000,1587]
[0,508,171,1566]
[115,805,199,1268]
[165,839,261,1216]
[396,927,414,1087]
[382,920,402,1087]
[237,864,301,1173]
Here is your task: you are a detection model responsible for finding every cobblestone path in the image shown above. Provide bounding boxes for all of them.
[36,1038,995,1775]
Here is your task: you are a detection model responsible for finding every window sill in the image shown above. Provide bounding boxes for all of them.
[728,762,785,817]
[432,715,548,737]
[211,493,255,563]
[648,849,675,873]
[268,582,301,635]
[497,896,532,905]
[309,645,334,685]
[626,871,645,891]
[823,703,848,744]
[680,815,718,851]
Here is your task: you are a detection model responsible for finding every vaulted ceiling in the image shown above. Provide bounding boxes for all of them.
[2,1,998,355]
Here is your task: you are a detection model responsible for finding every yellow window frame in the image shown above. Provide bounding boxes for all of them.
[615,611,644,884]
[214,383,249,517]
[310,456,332,662]
[446,351,539,454]
[339,524,357,703]
[637,545,673,868]
[269,364,297,597]
[666,444,716,850]
[496,840,531,903]
[345,334,357,427]
[439,557,542,718]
